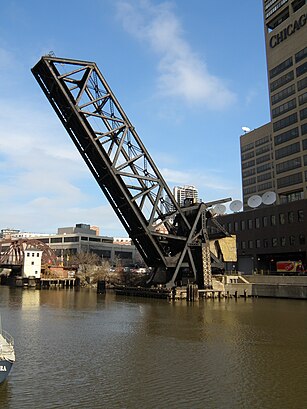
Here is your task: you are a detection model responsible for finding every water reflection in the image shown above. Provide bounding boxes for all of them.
[0,286,306,409]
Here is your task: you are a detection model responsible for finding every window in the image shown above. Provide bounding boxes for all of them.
[243,186,257,195]
[64,236,79,243]
[302,124,307,135]
[234,221,239,232]
[256,239,261,248]
[298,209,304,222]
[241,241,246,250]
[242,151,255,160]
[248,240,253,249]
[280,191,304,203]
[255,135,270,147]
[266,1,289,22]
[31,261,34,265]
[273,113,298,132]
[243,177,256,187]
[243,168,256,178]
[271,215,276,225]
[81,236,88,241]
[299,234,305,245]
[248,219,253,229]
[288,211,294,223]
[276,157,301,173]
[279,213,285,224]
[242,160,255,169]
[280,237,286,246]
[289,235,295,245]
[298,76,307,92]
[270,71,294,92]
[51,237,62,243]
[37,253,39,257]
[264,239,269,248]
[269,57,293,79]
[241,220,246,231]
[271,84,295,105]
[263,216,268,227]
[300,108,307,120]
[255,218,260,228]
[241,142,254,152]
[275,142,300,159]
[89,237,101,242]
[292,0,306,13]
[296,62,307,77]
[277,172,303,188]
[256,154,271,164]
[272,238,278,247]
[257,172,272,182]
[274,127,299,146]
[258,182,273,191]
[257,163,272,173]
[272,98,296,118]
[256,145,271,155]
[298,92,307,106]
[27,252,30,257]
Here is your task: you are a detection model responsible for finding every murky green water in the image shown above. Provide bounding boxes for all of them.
[0,286,306,409]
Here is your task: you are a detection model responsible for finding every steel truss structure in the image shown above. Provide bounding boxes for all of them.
[32,56,229,288]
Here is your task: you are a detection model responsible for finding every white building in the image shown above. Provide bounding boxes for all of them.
[22,249,43,278]
[173,185,199,207]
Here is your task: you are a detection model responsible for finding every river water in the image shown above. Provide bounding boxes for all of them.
[0,286,306,409]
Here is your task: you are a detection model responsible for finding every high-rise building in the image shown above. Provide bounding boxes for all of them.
[173,185,199,207]
[240,0,307,207]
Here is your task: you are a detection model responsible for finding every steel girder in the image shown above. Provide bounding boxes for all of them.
[31,56,219,287]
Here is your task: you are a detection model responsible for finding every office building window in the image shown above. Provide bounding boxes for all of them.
[241,241,246,250]
[243,168,256,177]
[257,172,272,182]
[242,151,255,160]
[243,177,256,187]
[288,211,294,223]
[274,127,299,146]
[280,191,304,203]
[299,92,307,106]
[298,209,304,222]
[51,237,62,243]
[256,239,261,248]
[271,215,276,225]
[273,113,298,132]
[242,160,255,169]
[271,84,295,105]
[258,182,273,191]
[300,108,307,120]
[266,4,289,27]
[276,157,301,174]
[277,172,303,188]
[299,234,305,245]
[279,213,285,224]
[64,236,79,243]
[255,135,270,147]
[289,235,295,245]
[241,220,246,231]
[269,57,293,79]
[263,216,268,227]
[296,62,307,77]
[248,219,253,229]
[292,0,306,12]
[264,239,269,248]
[272,237,278,247]
[256,154,271,164]
[248,240,253,249]
[295,46,307,63]
[257,163,272,173]
[302,124,307,135]
[280,236,286,247]
[255,218,260,228]
[256,145,270,155]
[275,142,300,159]
[298,76,307,92]
[241,142,254,153]
[272,98,296,118]
[270,71,294,92]
[244,186,257,195]
[234,221,239,232]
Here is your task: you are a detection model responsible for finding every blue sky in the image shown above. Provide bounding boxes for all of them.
[0,0,270,237]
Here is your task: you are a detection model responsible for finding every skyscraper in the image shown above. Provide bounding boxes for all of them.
[240,0,307,208]
[173,185,199,207]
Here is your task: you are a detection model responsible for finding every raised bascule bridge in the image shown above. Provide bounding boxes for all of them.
[31,56,236,293]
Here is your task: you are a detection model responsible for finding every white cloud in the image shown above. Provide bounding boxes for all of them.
[116,0,236,109]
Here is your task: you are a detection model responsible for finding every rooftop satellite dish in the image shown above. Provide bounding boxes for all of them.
[242,126,251,133]
[262,191,276,205]
[247,195,262,208]
[229,200,243,213]
[213,204,226,215]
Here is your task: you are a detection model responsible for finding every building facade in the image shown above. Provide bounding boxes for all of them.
[241,0,307,206]
[173,185,199,206]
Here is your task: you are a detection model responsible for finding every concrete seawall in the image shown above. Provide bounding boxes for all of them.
[243,275,307,299]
